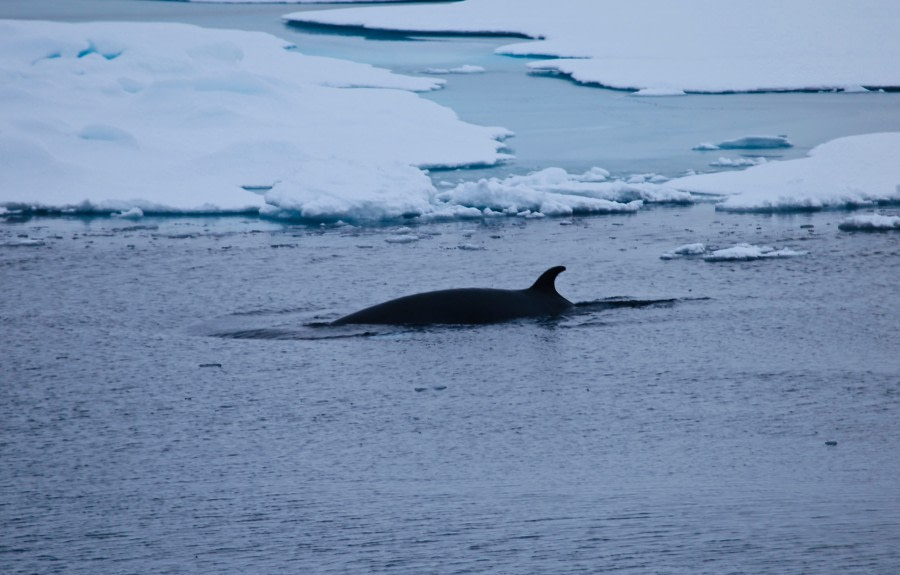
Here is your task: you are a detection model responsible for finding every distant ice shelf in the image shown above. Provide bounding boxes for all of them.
[285,0,900,94]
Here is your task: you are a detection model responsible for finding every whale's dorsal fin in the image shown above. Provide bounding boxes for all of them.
[529,266,566,294]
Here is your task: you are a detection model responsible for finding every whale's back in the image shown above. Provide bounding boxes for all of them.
[332,266,572,326]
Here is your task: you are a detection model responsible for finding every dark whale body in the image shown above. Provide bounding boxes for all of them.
[332,266,573,326]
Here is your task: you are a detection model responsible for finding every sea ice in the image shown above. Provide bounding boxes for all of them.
[423,65,486,75]
[709,157,768,168]
[384,234,421,244]
[838,214,900,231]
[715,136,792,150]
[630,88,687,97]
[702,244,807,262]
[669,133,900,212]
[0,20,509,218]
[693,136,791,152]
[434,167,692,218]
[661,243,806,260]
[659,243,707,260]
[111,207,145,220]
[287,0,900,93]
[0,238,45,247]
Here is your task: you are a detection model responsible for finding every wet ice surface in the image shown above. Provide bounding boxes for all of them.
[3,207,899,574]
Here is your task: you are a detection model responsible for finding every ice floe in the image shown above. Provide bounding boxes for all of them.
[669,133,900,212]
[434,167,692,218]
[423,65,486,75]
[709,157,768,168]
[661,243,807,261]
[287,0,900,93]
[0,20,509,218]
[695,136,792,151]
[838,214,900,231]
[383,233,421,244]
[659,243,707,260]
[715,136,793,150]
[0,238,46,248]
[703,244,807,261]
[111,207,145,220]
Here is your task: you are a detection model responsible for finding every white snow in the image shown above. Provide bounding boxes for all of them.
[0,238,45,247]
[287,0,900,93]
[0,20,510,219]
[661,242,807,260]
[422,65,486,75]
[111,207,145,220]
[838,214,900,231]
[669,133,900,212]
[434,167,692,218]
[703,244,807,261]
[659,243,707,260]
[384,234,421,244]
[630,88,686,97]
[5,15,898,223]
[709,157,768,168]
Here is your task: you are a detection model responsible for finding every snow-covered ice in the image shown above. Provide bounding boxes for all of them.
[716,136,793,150]
[703,244,807,261]
[0,238,45,248]
[383,233,421,244]
[838,214,900,231]
[669,133,900,212]
[111,207,145,220]
[287,0,900,93]
[693,136,791,151]
[661,242,807,260]
[4,14,899,224]
[659,243,707,260]
[422,65,486,75]
[435,167,692,218]
[0,20,510,219]
[709,157,768,168]
[630,88,687,97]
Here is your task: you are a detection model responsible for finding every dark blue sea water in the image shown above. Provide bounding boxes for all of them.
[2,2,900,574]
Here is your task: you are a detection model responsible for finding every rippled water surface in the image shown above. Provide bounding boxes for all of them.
[3,207,899,574]
[2,1,900,574]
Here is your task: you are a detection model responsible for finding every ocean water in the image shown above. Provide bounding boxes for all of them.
[2,2,900,574]
[4,207,899,574]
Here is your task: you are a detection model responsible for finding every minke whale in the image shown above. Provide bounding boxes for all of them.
[332,266,573,326]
